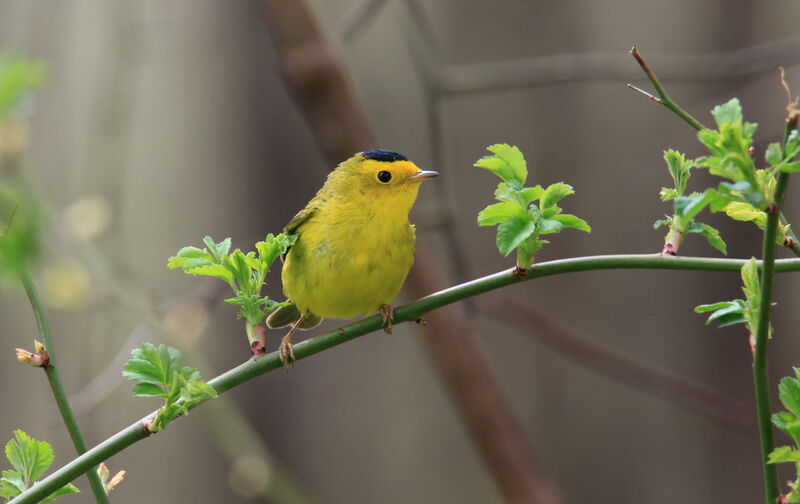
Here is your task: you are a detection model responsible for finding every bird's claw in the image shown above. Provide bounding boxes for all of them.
[279,334,296,369]
[378,304,394,334]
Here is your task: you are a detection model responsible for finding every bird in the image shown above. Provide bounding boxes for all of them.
[266,149,438,367]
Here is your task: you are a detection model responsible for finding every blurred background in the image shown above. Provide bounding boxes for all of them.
[2,1,800,503]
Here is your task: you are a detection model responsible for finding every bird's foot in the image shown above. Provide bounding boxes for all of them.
[279,334,296,369]
[378,304,394,334]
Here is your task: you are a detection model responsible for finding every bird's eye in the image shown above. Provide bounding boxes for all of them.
[377,170,392,183]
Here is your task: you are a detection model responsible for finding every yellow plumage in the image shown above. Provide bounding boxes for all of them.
[267,150,437,365]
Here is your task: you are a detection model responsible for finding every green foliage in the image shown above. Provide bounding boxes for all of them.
[0,185,42,279]
[475,144,590,269]
[168,234,295,341]
[655,150,727,254]
[655,98,799,254]
[694,258,761,335]
[0,53,45,118]
[768,368,800,502]
[122,343,217,432]
[0,430,78,503]
[0,53,46,279]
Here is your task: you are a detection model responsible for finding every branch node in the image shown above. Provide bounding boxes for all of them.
[512,266,529,279]
[626,83,661,103]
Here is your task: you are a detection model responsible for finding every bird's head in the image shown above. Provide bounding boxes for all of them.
[334,150,438,203]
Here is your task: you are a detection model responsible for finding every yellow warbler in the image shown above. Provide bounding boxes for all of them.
[266,150,438,366]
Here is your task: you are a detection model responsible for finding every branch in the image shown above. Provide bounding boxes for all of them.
[627,46,706,131]
[752,114,798,503]
[18,271,110,503]
[439,36,800,94]
[11,253,800,504]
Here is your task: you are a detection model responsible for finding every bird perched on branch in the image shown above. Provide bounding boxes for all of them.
[266,150,438,367]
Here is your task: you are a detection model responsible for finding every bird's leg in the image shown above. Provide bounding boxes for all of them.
[279,316,304,369]
[378,304,394,334]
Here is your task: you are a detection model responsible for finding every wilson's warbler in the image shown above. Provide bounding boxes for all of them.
[266,150,438,366]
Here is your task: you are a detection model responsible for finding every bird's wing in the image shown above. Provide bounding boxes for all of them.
[284,205,317,235]
[281,201,320,260]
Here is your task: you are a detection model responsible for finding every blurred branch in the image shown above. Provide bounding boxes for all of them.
[260,1,563,502]
[340,0,391,42]
[439,36,800,95]
[260,0,376,162]
[12,254,800,504]
[18,271,110,503]
[481,294,754,433]
[407,243,564,503]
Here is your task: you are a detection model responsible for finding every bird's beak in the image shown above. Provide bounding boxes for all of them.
[408,170,439,181]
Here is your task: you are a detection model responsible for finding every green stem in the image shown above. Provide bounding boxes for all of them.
[12,253,800,504]
[628,46,706,131]
[753,175,788,504]
[18,271,110,504]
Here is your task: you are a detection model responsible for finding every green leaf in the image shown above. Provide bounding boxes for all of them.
[723,201,766,229]
[130,383,165,398]
[710,98,742,127]
[5,430,54,484]
[773,411,796,432]
[540,183,574,209]
[766,142,783,166]
[552,214,591,233]
[685,222,727,255]
[180,380,218,406]
[537,219,563,235]
[255,233,295,271]
[202,236,231,262]
[694,301,735,313]
[660,188,678,201]
[673,189,723,226]
[780,161,800,174]
[767,446,800,464]
[474,144,527,184]
[0,470,24,498]
[664,150,692,195]
[477,202,527,226]
[496,215,537,256]
[178,264,233,284]
[653,218,671,230]
[780,375,800,417]
[39,483,80,503]
[741,258,760,305]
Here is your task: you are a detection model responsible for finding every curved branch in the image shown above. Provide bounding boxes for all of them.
[11,253,800,504]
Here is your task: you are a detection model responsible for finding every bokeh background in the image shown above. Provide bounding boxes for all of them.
[2,1,800,503]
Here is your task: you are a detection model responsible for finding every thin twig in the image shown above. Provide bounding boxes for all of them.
[481,294,754,433]
[439,36,800,95]
[628,46,706,131]
[18,271,110,503]
[11,254,800,504]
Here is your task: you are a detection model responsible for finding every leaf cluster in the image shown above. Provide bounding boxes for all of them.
[0,430,78,503]
[767,368,800,502]
[122,343,217,432]
[655,150,726,254]
[168,234,295,329]
[655,99,800,255]
[475,144,590,269]
[694,257,761,336]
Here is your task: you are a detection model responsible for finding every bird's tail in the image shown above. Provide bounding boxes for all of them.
[266,302,323,330]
